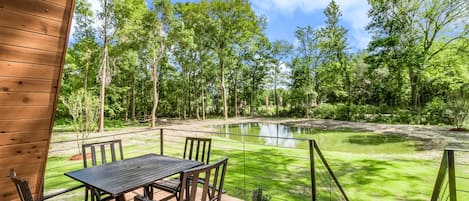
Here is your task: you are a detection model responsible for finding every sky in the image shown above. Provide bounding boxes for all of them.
[250,0,371,50]
[77,0,372,50]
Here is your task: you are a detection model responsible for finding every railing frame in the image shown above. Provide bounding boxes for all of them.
[158,128,349,201]
[309,140,349,201]
[430,147,469,201]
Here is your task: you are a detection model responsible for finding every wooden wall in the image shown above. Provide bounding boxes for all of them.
[0,0,75,200]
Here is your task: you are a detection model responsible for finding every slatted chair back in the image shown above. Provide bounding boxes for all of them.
[179,157,228,201]
[9,169,34,201]
[183,137,212,164]
[82,139,124,168]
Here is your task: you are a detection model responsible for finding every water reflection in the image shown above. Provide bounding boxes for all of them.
[213,123,423,154]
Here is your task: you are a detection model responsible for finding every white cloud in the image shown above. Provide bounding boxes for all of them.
[252,0,372,49]
[252,0,328,15]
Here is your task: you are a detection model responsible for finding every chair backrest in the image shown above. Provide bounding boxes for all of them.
[82,139,124,168]
[10,169,34,201]
[183,137,211,164]
[179,157,228,201]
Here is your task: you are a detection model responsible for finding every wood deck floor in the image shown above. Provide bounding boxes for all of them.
[124,188,244,201]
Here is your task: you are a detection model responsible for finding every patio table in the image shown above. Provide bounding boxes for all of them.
[65,153,203,201]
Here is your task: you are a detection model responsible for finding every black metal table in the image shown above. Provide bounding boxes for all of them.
[65,154,203,201]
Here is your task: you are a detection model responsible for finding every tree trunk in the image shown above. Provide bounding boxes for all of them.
[194,73,200,120]
[188,73,192,118]
[409,67,419,109]
[234,78,238,118]
[250,75,255,117]
[151,58,159,128]
[274,83,278,117]
[202,88,206,120]
[98,44,108,132]
[84,60,89,134]
[220,56,228,120]
[131,75,136,121]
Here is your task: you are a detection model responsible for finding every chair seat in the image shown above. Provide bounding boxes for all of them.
[152,178,180,193]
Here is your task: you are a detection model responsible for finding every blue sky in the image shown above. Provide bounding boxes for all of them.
[250,0,371,50]
[79,0,371,50]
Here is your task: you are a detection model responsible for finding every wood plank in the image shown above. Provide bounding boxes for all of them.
[0,92,55,106]
[0,119,51,133]
[0,153,45,172]
[0,141,48,159]
[0,130,49,146]
[0,44,62,66]
[45,0,69,7]
[0,0,67,22]
[0,77,58,93]
[0,27,64,52]
[0,106,53,120]
[0,61,59,80]
[0,8,66,37]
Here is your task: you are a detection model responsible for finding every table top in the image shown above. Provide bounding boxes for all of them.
[65,154,203,197]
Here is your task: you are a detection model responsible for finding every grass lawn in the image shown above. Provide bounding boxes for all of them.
[44,128,469,201]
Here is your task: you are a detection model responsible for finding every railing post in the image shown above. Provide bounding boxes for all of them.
[309,140,316,201]
[448,150,457,201]
[160,128,164,155]
[431,150,449,201]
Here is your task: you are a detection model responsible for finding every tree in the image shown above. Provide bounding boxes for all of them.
[204,0,261,120]
[61,89,99,153]
[367,0,469,109]
[97,0,115,132]
[271,40,293,116]
[142,0,174,128]
[317,0,351,118]
[114,0,147,121]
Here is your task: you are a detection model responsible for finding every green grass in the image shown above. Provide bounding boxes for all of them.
[44,129,469,201]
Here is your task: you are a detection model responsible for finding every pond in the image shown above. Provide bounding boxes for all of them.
[213,122,430,154]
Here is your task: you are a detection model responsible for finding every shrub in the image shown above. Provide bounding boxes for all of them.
[104,119,125,128]
[422,98,451,125]
[312,103,337,119]
[252,187,271,201]
[446,99,469,128]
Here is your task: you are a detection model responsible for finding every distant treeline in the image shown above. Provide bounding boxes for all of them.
[58,0,468,131]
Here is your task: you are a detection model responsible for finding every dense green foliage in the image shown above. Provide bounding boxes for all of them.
[59,0,469,129]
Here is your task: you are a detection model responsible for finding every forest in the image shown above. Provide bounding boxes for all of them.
[58,0,469,132]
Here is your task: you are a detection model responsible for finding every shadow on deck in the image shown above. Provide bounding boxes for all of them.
[125,188,244,201]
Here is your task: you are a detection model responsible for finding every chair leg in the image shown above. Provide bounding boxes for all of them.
[85,188,89,201]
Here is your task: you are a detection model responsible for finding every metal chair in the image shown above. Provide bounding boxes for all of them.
[179,157,228,201]
[82,140,124,201]
[152,137,212,198]
[9,169,83,201]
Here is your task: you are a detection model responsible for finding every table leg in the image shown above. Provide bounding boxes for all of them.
[115,194,126,201]
[91,188,100,201]
[143,185,154,200]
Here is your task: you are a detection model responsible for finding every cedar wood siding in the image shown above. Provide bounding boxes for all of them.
[0,0,75,200]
